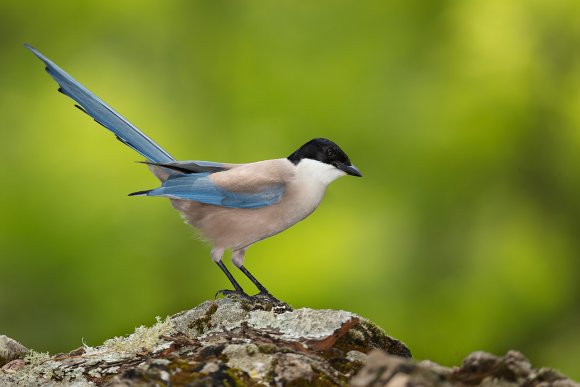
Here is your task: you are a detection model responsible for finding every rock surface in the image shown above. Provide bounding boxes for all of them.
[351,349,580,387]
[0,296,409,386]
[0,335,29,367]
[1,297,577,386]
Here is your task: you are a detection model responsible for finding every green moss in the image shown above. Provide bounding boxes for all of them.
[224,367,259,386]
[257,343,278,354]
[170,370,205,385]
[313,342,365,377]
[207,302,219,316]
[165,359,204,385]
[328,357,364,375]
[167,358,198,372]
[188,302,219,334]
[333,328,367,354]
[331,319,411,359]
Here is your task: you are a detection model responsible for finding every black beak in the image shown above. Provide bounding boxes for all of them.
[339,163,362,177]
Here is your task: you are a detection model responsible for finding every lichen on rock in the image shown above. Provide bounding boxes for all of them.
[1,297,577,386]
[0,296,409,386]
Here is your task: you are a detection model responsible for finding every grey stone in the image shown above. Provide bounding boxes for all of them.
[1,297,576,386]
[0,335,29,367]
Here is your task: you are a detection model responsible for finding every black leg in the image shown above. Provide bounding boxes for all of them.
[215,261,248,298]
[238,265,292,312]
[238,265,277,298]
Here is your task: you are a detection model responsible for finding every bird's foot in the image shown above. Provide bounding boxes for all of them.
[251,291,293,313]
[253,290,281,303]
[214,289,252,300]
[214,289,292,313]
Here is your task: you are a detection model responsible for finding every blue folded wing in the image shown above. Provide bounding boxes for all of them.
[145,160,228,174]
[25,44,175,164]
[141,173,284,209]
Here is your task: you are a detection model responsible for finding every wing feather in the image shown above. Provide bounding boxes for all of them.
[137,172,284,209]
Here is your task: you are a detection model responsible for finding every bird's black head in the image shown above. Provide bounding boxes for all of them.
[288,138,362,177]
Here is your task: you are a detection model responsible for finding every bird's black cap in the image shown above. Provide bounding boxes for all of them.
[288,138,362,177]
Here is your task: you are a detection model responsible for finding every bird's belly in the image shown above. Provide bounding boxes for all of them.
[171,186,324,250]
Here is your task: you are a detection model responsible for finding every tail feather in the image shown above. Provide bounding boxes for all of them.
[128,189,151,197]
[25,44,175,164]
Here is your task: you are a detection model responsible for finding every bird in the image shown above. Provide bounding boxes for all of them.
[25,44,362,305]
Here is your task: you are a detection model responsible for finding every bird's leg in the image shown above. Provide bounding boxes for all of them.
[231,249,279,302]
[212,248,249,299]
[240,265,282,301]
[215,261,247,295]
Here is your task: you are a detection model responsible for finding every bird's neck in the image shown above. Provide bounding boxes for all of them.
[295,158,345,187]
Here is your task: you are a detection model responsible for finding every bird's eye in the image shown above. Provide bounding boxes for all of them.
[326,148,335,158]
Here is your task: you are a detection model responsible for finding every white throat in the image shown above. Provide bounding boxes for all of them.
[295,158,346,187]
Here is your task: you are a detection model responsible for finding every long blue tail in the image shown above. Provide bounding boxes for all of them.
[25,44,175,164]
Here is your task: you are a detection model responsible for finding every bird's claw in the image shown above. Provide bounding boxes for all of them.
[214,289,251,300]
[214,289,292,312]
[253,290,280,303]
[252,291,293,312]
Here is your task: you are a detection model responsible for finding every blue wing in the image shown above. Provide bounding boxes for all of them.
[133,173,284,209]
[144,160,229,174]
[25,44,175,164]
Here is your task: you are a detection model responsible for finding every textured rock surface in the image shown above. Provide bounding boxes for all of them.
[1,297,577,386]
[0,335,29,367]
[351,350,580,387]
[0,296,409,386]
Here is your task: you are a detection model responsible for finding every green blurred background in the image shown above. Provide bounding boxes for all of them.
[1,0,579,379]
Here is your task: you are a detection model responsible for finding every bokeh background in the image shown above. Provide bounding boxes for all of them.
[1,0,579,379]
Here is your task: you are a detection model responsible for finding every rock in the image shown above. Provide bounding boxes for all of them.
[0,296,409,386]
[452,350,579,386]
[0,335,29,367]
[350,349,580,387]
[1,297,577,386]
